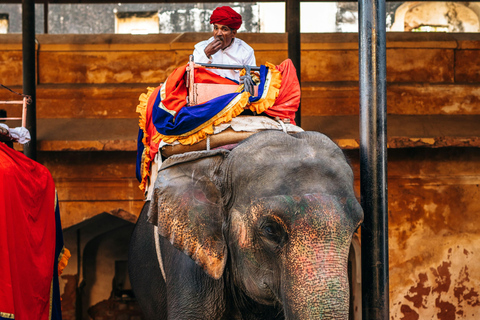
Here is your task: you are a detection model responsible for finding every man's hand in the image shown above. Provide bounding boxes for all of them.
[204,37,223,59]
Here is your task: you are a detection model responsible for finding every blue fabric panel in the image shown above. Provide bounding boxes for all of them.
[136,128,144,182]
[249,65,268,103]
[152,92,240,136]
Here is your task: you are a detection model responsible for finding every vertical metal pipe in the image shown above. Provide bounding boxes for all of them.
[22,0,37,160]
[286,0,301,127]
[44,2,49,34]
[358,0,389,318]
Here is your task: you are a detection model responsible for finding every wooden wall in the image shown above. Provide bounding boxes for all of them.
[1,32,480,319]
[1,32,479,151]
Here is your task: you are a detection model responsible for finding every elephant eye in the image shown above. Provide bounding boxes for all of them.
[259,219,287,248]
[264,226,274,234]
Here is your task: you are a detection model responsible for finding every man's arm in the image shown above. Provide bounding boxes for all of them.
[203,38,223,59]
[193,39,224,64]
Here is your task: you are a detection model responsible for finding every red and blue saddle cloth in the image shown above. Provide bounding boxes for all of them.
[0,143,66,320]
[136,59,301,193]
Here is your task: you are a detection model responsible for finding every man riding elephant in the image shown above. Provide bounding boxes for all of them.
[193,6,256,82]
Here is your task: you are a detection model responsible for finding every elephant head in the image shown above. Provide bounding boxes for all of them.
[148,130,363,319]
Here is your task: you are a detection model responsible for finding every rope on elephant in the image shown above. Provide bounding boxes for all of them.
[276,118,287,133]
[154,225,167,281]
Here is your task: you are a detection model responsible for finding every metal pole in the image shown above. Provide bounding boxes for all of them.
[44,2,49,34]
[359,0,389,318]
[22,0,37,160]
[286,0,301,127]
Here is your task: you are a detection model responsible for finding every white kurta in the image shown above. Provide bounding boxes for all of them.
[193,37,256,82]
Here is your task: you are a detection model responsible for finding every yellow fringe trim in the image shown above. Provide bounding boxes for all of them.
[58,247,71,276]
[249,62,282,114]
[136,86,158,193]
[0,312,14,319]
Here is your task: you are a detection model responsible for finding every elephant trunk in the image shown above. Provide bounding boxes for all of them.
[282,235,351,320]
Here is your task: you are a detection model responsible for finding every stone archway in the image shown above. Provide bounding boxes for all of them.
[390,2,480,32]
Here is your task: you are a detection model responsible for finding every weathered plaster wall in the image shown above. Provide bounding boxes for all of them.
[347,148,480,319]
[391,2,480,32]
[388,148,480,319]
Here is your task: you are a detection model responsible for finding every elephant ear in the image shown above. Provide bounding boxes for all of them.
[148,150,228,279]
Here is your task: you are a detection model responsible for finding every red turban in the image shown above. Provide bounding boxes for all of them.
[210,6,242,30]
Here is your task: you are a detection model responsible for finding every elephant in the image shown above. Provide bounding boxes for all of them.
[128,130,363,320]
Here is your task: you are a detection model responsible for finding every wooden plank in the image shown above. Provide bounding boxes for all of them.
[455,50,480,83]
[36,33,179,49]
[59,200,145,229]
[302,83,480,116]
[38,51,180,84]
[386,48,454,83]
[36,118,138,141]
[302,115,480,140]
[30,118,138,150]
[301,84,359,115]
[301,50,359,82]
[301,48,454,83]
[387,84,480,115]
[32,84,147,119]
[39,150,138,178]
[38,140,137,151]
[0,51,23,86]
[335,137,480,149]
[254,51,289,67]
[0,44,23,50]
[55,179,144,201]
[40,43,172,52]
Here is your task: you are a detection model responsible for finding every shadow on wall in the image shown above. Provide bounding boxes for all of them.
[62,212,144,320]
[81,224,141,320]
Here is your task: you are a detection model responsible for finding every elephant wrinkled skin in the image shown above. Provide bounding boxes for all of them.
[129,130,363,320]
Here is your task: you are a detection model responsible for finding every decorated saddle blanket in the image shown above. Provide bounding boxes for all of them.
[136,59,301,193]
